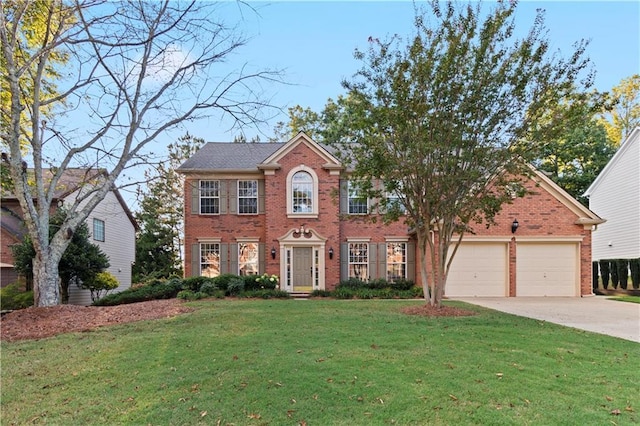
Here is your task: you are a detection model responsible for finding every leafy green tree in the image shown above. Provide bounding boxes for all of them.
[535,92,616,205]
[0,0,68,152]
[271,105,322,141]
[598,74,640,144]
[11,209,110,303]
[133,134,204,282]
[330,1,592,307]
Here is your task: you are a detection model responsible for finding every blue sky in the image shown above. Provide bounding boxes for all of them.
[178,1,640,143]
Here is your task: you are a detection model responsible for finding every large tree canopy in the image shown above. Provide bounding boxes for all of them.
[598,74,640,144]
[534,91,616,206]
[1,0,283,306]
[329,0,592,306]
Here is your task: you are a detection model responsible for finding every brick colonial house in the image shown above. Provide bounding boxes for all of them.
[178,132,604,297]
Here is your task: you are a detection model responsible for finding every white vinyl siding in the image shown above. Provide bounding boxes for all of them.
[587,129,640,260]
[68,191,136,305]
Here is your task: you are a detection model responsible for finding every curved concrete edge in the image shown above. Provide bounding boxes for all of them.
[452,297,640,343]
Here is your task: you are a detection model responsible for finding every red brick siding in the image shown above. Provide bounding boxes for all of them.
[182,144,594,296]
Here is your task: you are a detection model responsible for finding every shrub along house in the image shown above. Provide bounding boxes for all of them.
[178,132,604,297]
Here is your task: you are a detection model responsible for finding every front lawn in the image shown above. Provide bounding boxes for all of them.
[1,299,637,425]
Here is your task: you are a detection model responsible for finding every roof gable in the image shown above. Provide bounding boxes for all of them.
[584,127,639,197]
[530,166,604,226]
[259,132,342,172]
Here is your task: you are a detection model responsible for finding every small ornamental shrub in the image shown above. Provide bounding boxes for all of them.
[390,279,415,291]
[333,288,355,299]
[610,260,619,289]
[239,289,290,299]
[86,271,119,302]
[226,277,245,296]
[177,290,206,300]
[210,274,239,291]
[181,276,216,292]
[199,281,219,296]
[630,259,640,289]
[254,273,279,290]
[599,260,611,289]
[616,259,629,290]
[338,278,368,289]
[310,290,332,297]
[592,261,599,291]
[0,282,33,310]
[93,278,183,306]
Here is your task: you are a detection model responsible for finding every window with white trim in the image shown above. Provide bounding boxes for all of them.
[238,242,259,276]
[348,242,368,280]
[93,218,105,242]
[348,181,368,214]
[200,180,220,214]
[200,243,220,277]
[238,180,258,214]
[292,171,313,213]
[386,242,407,281]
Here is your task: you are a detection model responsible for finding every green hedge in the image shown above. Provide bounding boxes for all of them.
[0,282,34,310]
[596,258,639,290]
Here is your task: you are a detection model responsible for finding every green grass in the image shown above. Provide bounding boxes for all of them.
[608,295,640,304]
[2,300,638,425]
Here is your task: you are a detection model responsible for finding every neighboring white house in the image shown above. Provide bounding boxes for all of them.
[1,168,137,305]
[67,188,137,305]
[584,127,640,261]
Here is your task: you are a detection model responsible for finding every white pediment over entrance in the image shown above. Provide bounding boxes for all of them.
[278,226,327,244]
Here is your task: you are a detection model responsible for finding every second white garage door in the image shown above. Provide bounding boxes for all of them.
[445,242,508,297]
[516,243,578,296]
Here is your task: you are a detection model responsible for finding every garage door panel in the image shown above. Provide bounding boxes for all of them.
[446,243,507,297]
[516,243,577,297]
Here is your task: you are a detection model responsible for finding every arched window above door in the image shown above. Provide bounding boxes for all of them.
[286,166,319,217]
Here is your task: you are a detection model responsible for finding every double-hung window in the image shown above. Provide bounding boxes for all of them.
[238,180,258,214]
[238,242,259,276]
[386,242,407,282]
[348,242,368,280]
[200,243,220,277]
[200,180,220,214]
[348,181,368,214]
[93,218,105,242]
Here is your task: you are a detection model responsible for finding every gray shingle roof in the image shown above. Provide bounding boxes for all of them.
[177,143,284,171]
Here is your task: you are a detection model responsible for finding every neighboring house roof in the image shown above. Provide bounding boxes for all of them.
[1,168,138,231]
[584,126,640,197]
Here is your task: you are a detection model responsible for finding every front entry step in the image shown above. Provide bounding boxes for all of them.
[291,292,311,299]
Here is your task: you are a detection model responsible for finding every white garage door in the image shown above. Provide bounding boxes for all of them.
[516,243,578,296]
[445,243,508,297]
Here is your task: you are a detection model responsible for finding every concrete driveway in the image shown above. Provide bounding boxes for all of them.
[453,296,640,343]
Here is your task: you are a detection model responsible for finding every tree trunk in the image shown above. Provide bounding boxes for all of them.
[33,252,61,307]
